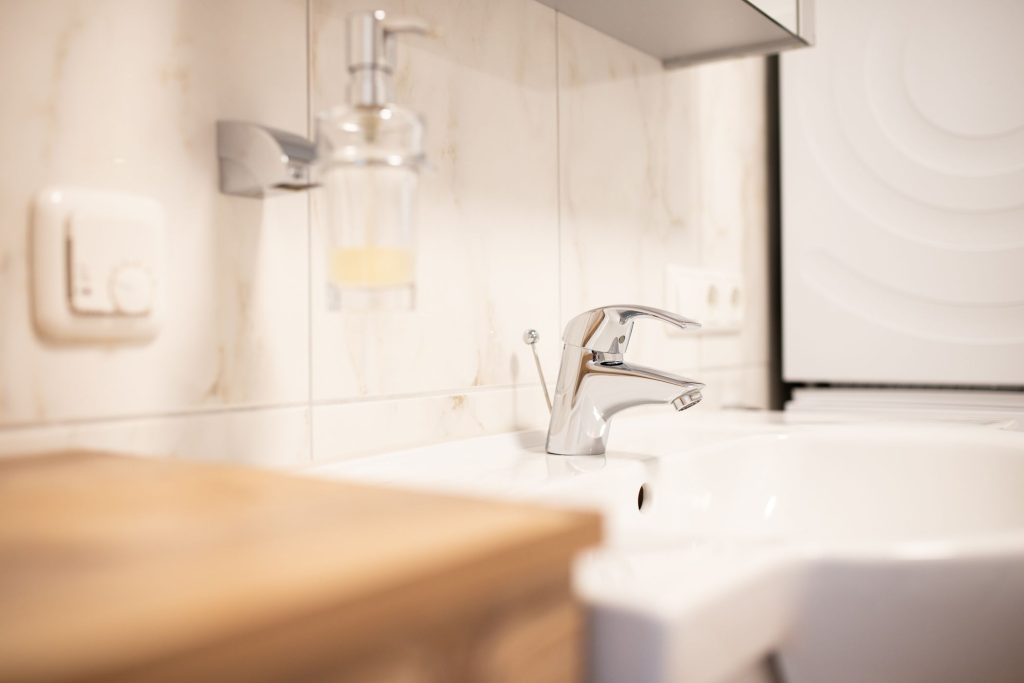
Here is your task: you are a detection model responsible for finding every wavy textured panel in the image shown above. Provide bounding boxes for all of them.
[782,0,1024,385]
[801,251,1024,345]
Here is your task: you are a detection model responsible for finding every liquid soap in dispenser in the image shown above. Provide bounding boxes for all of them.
[317,10,427,310]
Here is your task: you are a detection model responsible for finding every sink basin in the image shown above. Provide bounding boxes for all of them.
[310,412,1024,683]
[631,425,1024,547]
[581,422,1024,683]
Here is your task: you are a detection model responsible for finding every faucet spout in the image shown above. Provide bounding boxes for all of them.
[545,343,704,455]
[582,360,704,419]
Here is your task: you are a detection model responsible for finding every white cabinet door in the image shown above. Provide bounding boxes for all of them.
[781,0,1024,386]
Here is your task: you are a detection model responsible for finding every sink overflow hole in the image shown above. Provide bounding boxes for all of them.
[637,484,647,511]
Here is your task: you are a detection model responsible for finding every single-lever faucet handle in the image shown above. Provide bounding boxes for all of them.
[561,304,701,355]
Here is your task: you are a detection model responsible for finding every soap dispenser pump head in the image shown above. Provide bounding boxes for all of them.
[347,10,429,108]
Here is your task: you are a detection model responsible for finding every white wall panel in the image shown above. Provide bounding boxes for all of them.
[782,0,1024,386]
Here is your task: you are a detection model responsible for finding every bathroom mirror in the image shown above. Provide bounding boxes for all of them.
[536,0,813,67]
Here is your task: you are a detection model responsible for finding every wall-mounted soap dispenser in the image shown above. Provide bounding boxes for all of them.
[215,10,428,310]
[318,11,427,310]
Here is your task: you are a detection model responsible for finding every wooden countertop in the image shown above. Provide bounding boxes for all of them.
[0,451,601,683]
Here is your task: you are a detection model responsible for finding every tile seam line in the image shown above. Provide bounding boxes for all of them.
[0,382,555,431]
[310,383,549,407]
[0,361,767,432]
[306,0,315,463]
[306,364,767,409]
[0,400,312,432]
[555,10,563,336]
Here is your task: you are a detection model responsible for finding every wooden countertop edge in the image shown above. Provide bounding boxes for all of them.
[0,451,603,683]
[109,510,600,683]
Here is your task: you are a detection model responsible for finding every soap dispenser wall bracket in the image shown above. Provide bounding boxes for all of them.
[215,10,429,200]
[216,121,318,198]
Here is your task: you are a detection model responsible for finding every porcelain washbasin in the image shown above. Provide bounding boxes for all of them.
[310,412,1024,683]
[628,425,1024,548]
[578,420,1024,683]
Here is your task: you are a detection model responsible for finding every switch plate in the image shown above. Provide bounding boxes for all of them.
[32,187,164,343]
[67,211,158,316]
[664,265,744,335]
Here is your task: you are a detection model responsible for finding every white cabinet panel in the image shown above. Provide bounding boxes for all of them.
[781,0,1024,386]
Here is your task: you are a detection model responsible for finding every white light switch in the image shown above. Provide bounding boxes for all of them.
[33,187,164,343]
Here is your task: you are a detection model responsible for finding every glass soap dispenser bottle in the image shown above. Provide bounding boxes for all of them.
[317,10,427,310]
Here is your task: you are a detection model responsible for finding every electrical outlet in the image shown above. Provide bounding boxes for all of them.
[664,265,744,335]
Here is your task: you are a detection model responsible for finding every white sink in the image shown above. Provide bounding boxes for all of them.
[630,425,1024,546]
[310,412,1024,683]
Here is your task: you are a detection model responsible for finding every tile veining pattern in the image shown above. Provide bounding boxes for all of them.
[0,0,769,465]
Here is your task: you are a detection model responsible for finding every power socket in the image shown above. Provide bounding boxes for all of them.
[664,265,744,335]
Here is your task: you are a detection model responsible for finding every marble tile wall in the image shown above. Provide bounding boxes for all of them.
[0,0,311,455]
[0,0,770,466]
[556,14,769,416]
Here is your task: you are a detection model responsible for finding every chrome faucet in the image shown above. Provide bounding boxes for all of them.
[545,305,705,456]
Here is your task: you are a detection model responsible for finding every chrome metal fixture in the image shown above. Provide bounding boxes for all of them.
[345,11,430,110]
[216,121,317,198]
[215,10,427,200]
[546,305,704,456]
[522,328,552,413]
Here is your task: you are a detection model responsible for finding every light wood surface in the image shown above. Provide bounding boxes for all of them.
[0,451,601,683]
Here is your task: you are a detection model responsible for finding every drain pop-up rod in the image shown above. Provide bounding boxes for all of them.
[522,329,552,414]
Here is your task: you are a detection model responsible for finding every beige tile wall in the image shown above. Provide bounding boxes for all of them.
[0,0,310,423]
[0,0,769,466]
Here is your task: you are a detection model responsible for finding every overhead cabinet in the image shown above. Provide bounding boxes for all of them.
[538,0,813,67]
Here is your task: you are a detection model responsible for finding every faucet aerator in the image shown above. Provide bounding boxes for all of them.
[672,390,702,412]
